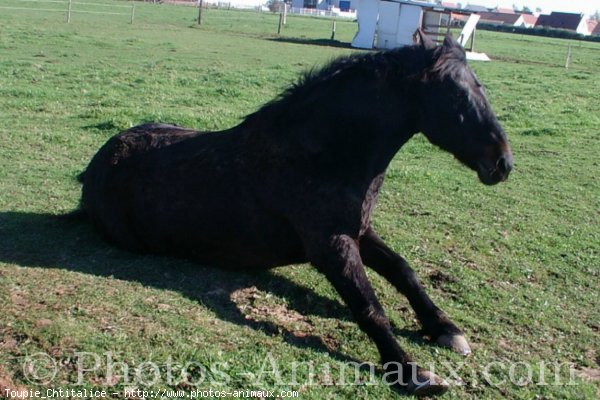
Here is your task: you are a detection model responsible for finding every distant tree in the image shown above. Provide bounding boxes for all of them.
[592,10,600,21]
[512,3,520,12]
[535,7,542,13]
[457,2,462,9]
[522,6,531,13]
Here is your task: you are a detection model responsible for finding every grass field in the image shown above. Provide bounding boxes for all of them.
[0,1,599,398]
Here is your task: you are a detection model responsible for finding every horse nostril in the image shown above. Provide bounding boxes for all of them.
[496,155,512,176]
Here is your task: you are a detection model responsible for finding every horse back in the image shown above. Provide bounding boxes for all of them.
[80,123,204,248]
[80,123,304,267]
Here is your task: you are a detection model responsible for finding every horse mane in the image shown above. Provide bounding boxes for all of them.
[241,42,467,127]
[285,49,405,98]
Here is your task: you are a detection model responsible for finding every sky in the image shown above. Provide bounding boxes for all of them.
[463,1,600,16]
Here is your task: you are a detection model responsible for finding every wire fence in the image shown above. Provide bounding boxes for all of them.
[0,0,136,23]
[288,7,356,19]
[0,0,353,34]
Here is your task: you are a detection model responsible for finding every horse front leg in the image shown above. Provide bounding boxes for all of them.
[309,234,449,396]
[359,227,472,355]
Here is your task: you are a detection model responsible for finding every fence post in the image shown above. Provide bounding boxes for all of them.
[130,2,135,24]
[198,0,203,25]
[66,0,72,23]
[565,45,571,69]
[470,26,476,52]
[278,10,283,34]
[331,19,336,40]
[283,3,287,25]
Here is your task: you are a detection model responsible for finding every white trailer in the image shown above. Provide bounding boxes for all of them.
[352,0,483,58]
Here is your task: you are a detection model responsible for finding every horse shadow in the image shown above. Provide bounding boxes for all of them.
[0,211,425,367]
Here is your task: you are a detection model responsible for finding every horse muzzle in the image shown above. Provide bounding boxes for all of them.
[477,151,513,185]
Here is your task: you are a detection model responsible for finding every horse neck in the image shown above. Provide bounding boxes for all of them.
[290,80,419,179]
[240,67,422,185]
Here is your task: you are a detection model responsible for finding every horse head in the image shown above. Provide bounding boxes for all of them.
[415,32,513,185]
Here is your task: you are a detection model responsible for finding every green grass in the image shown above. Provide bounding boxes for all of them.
[0,1,599,398]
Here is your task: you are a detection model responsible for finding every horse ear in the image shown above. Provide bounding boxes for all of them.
[443,34,457,49]
[415,28,436,50]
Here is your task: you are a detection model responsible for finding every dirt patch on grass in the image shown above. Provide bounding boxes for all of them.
[423,269,462,302]
[9,289,29,308]
[576,367,600,382]
[576,348,600,382]
[231,286,315,336]
[0,366,28,398]
[428,270,458,287]
[0,333,19,351]
[0,327,28,352]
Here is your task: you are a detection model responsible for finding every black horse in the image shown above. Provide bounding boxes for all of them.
[77,34,512,396]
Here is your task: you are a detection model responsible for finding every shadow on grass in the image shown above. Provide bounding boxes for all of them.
[82,121,121,132]
[267,37,354,49]
[0,211,426,380]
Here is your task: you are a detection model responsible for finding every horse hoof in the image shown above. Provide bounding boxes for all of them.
[407,370,450,397]
[437,333,471,356]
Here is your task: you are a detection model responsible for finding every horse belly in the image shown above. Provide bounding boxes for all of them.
[186,213,307,269]
[98,164,304,268]
[134,189,306,268]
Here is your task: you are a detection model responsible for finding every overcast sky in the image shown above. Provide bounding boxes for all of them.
[463,1,599,16]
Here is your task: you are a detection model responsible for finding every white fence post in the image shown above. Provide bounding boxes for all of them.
[66,0,72,23]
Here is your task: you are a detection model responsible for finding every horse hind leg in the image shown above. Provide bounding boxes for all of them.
[359,227,471,356]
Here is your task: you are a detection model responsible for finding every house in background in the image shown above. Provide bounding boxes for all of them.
[520,13,538,28]
[476,11,538,28]
[477,11,522,26]
[587,20,599,36]
[535,12,589,35]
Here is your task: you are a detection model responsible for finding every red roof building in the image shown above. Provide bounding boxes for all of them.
[587,19,599,36]
[521,13,538,28]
